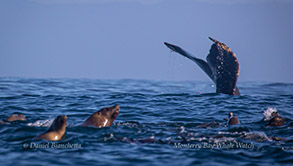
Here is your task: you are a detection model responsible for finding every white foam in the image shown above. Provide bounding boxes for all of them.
[212,137,235,144]
[244,131,272,141]
[27,118,54,127]
[263,107,277,121]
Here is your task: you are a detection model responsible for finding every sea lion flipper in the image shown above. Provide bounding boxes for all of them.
[164,42,215,82]
[206,37,240,95]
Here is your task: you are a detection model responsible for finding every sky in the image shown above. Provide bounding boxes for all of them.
[0,0,292,82]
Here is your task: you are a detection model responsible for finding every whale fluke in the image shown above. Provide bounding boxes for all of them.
[164,37,240,95]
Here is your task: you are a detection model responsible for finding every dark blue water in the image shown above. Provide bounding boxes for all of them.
[0,78,292,166]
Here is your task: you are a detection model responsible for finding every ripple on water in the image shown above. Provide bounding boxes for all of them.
[0,78,292,165]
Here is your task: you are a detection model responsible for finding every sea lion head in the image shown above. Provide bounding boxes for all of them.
[82,104,120,127]
[35,115,67,141]
[267,112,285,127]
[271,112,280,117]
[228,112,240,125]
[229,112,233,118]
[6,113,26,122]
[48,115,67,132]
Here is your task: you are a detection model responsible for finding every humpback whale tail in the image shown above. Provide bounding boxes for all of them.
[164,37,240,95]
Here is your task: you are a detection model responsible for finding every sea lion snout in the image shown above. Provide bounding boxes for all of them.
[111,104,120,118]
[271,112,279,117]
[114,104,120,110]
[52,115,67,130]
[113,104,120,112]
[229,112,233,118]
[57,115,67,123]
[61,115,67,121]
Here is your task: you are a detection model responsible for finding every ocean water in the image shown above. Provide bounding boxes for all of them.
[0,78,292,166]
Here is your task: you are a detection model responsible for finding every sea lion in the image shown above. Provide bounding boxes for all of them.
[267,112,285,127]
[81,104,120,128]
[0,113,26,125]
[0,121,9,125]
[271,136,287,141]
[35,115,67,141]
[164,37,240,95]
[226,112,240,125]
[6,113,26,122]
[196,121,222,129]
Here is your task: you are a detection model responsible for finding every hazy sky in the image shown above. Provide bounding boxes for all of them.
[1,0,292,82]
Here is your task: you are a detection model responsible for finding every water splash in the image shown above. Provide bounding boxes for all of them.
[27,118,54,127]
[263,107,277,121]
